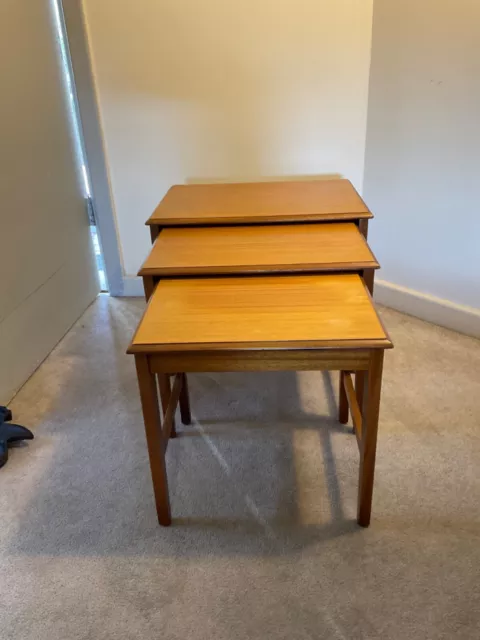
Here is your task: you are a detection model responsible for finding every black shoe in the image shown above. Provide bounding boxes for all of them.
[0,406,13,423]
[0,423,34,469]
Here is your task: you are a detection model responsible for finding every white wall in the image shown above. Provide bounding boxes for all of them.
[364,0,480,310]
[82,0,374,276]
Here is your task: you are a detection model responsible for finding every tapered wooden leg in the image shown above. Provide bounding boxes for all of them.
[355,371,366,420]
[143,275,156,301]
[357,350,384,527]
[135,355,171,526]
[339,371,349,424]
[149,225,160,243]
[179,373,191,425]
[158,374,176,438]
[363,268,375,295]
[359,218,369,239]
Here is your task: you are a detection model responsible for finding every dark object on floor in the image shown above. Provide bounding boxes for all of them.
[0,406,12,422]
[0,406,34,469]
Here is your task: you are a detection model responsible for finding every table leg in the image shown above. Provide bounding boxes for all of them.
[143,275,156,301]
[355,371,366,425]
[338,371,349,424]
[158,374,177,438]
[357,350,384,527]
[179,373,192,425]
[135,355,171,526]
[359,219,369,239]
[150,225,160,243]
[363,268,375,295]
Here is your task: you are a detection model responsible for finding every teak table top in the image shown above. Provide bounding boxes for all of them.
[128,274,391,353]
[139,223,379,277]
[146,180,371,227]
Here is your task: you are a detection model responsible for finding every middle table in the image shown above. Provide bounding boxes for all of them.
[140,222,378,299]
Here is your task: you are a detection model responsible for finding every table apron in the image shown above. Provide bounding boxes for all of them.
[149,349,371,373]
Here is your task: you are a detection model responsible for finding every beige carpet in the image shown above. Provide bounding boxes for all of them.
[1,295,480,639]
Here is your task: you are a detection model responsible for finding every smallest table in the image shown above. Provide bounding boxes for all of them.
[128,273,392,528]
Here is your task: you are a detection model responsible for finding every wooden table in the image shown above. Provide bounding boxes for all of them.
[128,274,392,527]
[140,222,379,299]
[146,180,372,241]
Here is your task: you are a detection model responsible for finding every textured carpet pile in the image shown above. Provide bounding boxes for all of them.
[1,295,479,639]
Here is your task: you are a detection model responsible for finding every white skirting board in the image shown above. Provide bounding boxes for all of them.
[122,276,145,297]
[374,279,480,339]
[120,276,480,340]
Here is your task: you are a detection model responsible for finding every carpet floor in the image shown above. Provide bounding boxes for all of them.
[1,295,479,639]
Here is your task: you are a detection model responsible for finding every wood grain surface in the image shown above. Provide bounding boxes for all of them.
[140,223,379,276]
[128,274,391,352]
[146,180,372,226]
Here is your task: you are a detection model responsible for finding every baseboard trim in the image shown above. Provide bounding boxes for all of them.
[118,275,479,339]
[374,279,480,339]
[121,276,144,297]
